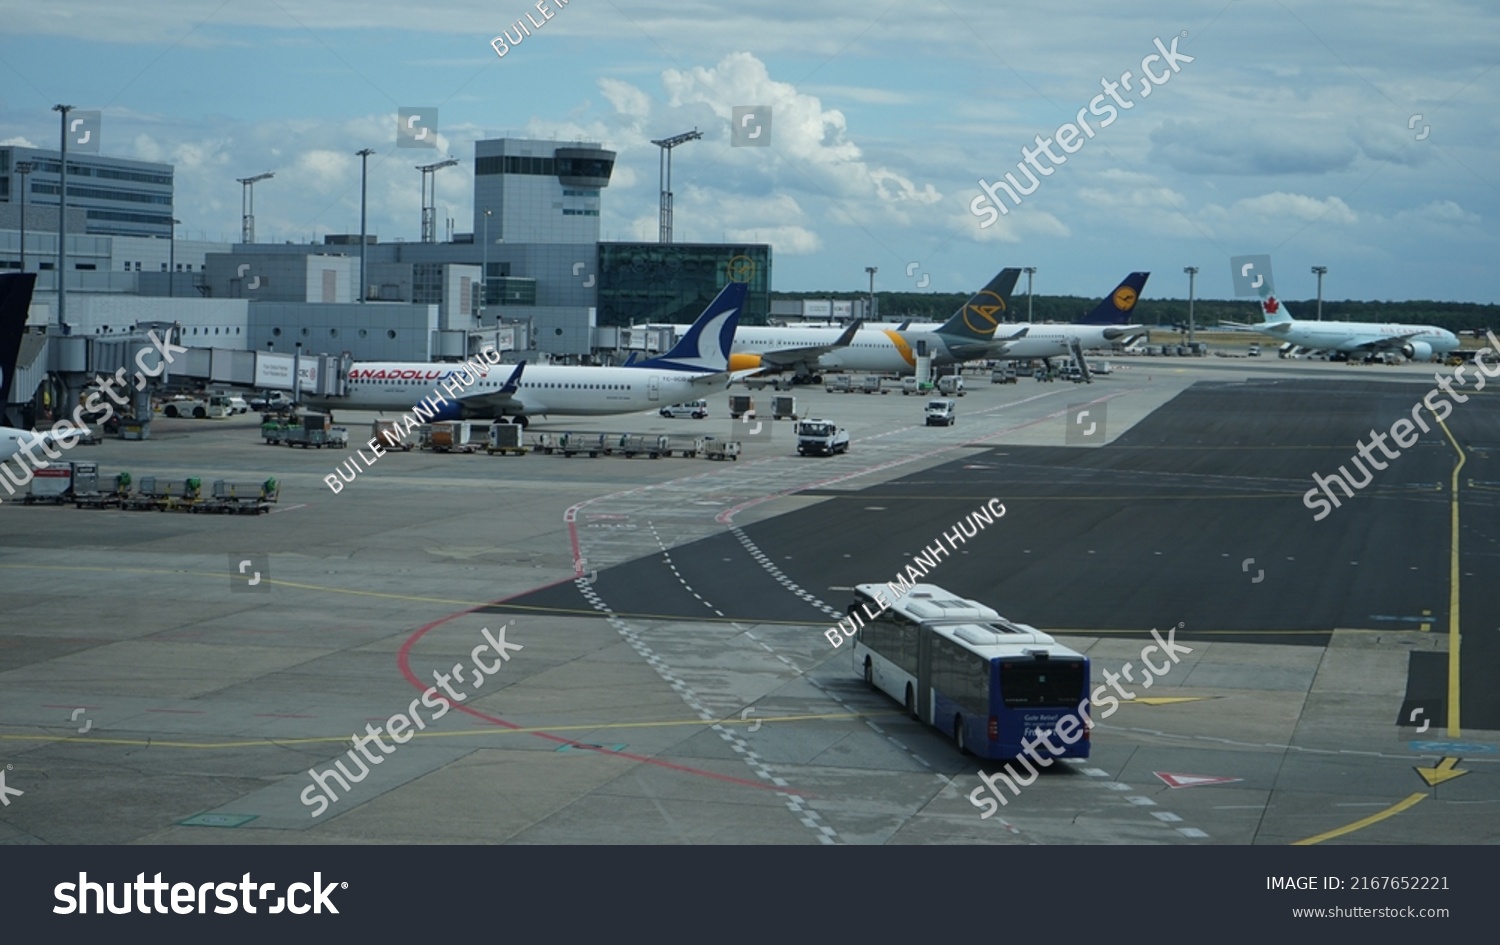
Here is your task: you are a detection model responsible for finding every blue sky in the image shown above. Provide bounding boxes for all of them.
[2,0,1496,302]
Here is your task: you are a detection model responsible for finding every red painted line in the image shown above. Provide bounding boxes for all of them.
[146,708,206,714]
[396,610,806,797]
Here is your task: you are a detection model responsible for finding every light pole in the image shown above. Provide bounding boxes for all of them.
[15,161,33,273]
[53,104,73,324]
[237,172,273,243]
[1022,266,1036,324]
[650,129,702,244]
[356,148,374,303]
[865,266,877,321]
[1311,265,1327,321]
[481,208,492,322]
[169,217,180,298]
[1183,267,1198,346]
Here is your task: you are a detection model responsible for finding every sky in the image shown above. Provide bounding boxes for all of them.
[1,0,1496,303]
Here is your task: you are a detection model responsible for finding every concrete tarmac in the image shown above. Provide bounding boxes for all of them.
[1,353,1494,845]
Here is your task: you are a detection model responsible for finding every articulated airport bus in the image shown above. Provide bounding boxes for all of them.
[850,583,1092,760]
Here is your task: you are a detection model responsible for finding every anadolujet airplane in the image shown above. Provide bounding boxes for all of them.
[306,281,749,426]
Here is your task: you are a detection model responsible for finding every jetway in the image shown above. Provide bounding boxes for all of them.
[9,324,350,433]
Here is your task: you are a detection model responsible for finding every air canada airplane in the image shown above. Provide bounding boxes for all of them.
[727,268,1023,382]
[1229,293,1459,360]
[306,281,748,426]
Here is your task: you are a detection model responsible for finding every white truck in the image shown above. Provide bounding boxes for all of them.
[795,419,849,456]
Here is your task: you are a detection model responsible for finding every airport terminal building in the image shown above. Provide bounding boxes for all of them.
[0,135,771,420]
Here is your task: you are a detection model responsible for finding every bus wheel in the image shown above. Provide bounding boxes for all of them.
[954,717,971,755]
[863,658,873,686]
[904,684,916,719]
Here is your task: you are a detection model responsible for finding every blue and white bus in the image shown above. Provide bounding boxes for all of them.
[849,583,1092,760]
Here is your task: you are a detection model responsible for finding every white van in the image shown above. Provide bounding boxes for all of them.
[925,398,956,426]
[936,375,966,397]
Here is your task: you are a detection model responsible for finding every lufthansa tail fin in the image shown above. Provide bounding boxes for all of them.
[935,267,1022,341]
[0,273,38,427]
[1075,272,1149,325]
[637,281,747,373]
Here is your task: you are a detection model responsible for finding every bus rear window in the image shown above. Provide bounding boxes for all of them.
[999,659,1086,708]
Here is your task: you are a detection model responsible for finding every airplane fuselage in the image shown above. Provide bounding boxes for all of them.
[1264,320,1459,354]
[305,362,721,421]
[730,326,962,374]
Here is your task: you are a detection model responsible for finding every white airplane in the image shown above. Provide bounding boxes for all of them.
[1230,293,1459,360]
[876,272,1150,383]
[727,268,1023,382]
[305,281,748,426]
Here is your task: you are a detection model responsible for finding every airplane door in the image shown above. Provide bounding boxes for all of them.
[648,375,660,402]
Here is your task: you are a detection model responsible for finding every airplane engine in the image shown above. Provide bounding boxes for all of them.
[1402,341,1433,361]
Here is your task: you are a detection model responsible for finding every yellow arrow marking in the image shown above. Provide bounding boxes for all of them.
[1414,756,1467,787]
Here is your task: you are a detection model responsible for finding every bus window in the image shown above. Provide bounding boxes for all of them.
[999,659,1087,708]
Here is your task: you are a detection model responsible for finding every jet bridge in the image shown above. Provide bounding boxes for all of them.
[12,324,349,434]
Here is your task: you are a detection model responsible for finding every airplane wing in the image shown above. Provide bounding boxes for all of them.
[428,362,527,413]
[1346,332,1429,352]
[751,318,864,371]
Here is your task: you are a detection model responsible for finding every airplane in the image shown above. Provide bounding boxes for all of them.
[923,272,1150,383]
[0,273,91,469]
[726,268,1023,382]
[305,281,749,426]
[1229,293,1459,361]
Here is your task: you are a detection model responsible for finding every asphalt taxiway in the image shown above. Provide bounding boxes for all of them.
[1,354,1494,845]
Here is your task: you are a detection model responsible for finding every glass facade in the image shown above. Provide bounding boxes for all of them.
[597,242,771,327]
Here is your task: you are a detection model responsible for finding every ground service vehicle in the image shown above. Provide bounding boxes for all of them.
[850,583,1092,760]
[771,395,798,420]
[373,418,418,451]
[861,375,887,394]
[925,398,956,426]
[729,395,755,419]
[990,364,1018,384]
[825,375,852,393]
[901,377,920,395]
[795,419,849,456]
[659,400,708,419]
[251,391,296,411]
[936,375,966,397]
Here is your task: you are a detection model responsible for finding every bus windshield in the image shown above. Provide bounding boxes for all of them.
[999,658,1087,708]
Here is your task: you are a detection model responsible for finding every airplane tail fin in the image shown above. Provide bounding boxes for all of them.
[935,267,1022,340]
[0,273,38,427]
[637,281,747,373]
[1258,294,1291,324]
[1075,272,1149,325]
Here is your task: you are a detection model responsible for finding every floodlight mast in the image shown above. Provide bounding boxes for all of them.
[650,129,701,243]
[237,172,274,244]
[418,158,459,243]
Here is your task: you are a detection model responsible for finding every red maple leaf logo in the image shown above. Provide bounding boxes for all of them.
[1263,296,1280,315]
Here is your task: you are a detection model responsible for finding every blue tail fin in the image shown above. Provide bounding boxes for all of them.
[0,274,37,427]
[935,267,1022,340]
[636,281,747,373]
[1075,272,1149,325]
